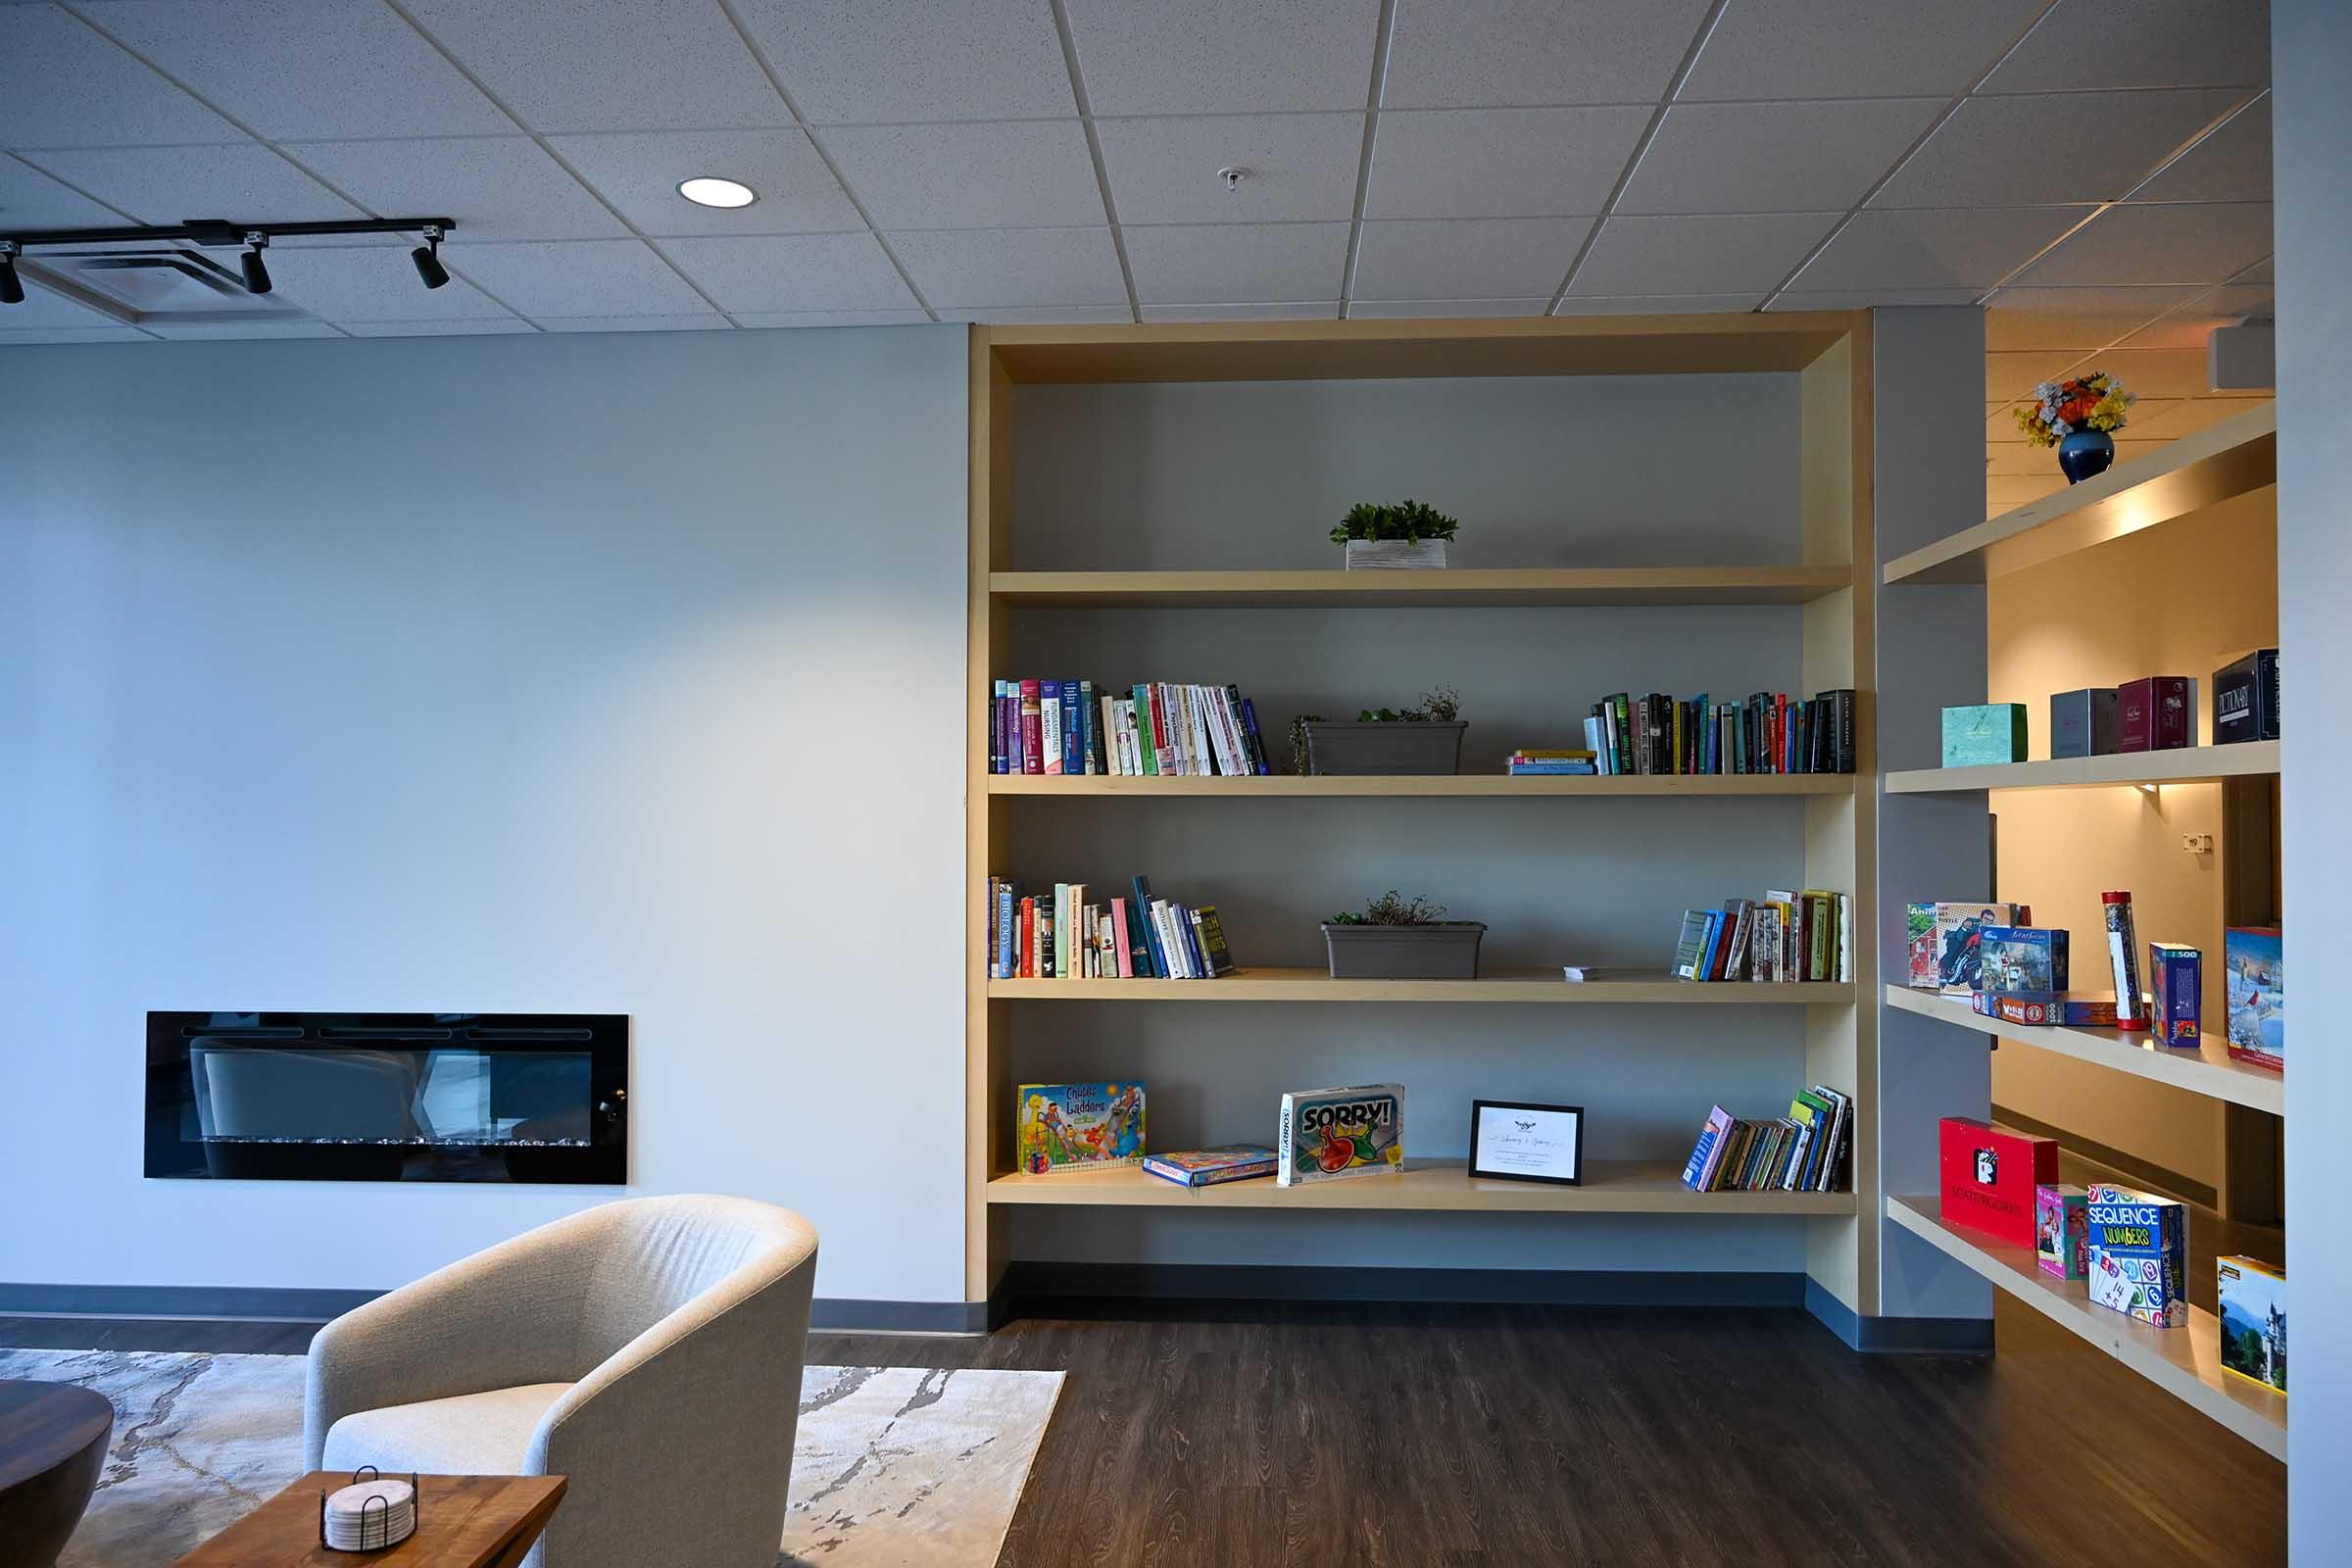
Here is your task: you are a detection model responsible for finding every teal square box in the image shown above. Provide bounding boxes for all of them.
[1942,704,2029,766]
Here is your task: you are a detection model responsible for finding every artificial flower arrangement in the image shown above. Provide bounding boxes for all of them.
[2014,370,2134,447]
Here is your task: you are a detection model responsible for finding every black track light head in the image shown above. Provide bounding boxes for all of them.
[239,230,271,295]
[0,242,22,306]
[411,223,449,290]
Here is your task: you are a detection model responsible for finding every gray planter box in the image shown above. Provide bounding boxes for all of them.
[1321,921,1487,980]
[1344,539,1447,569]
[1302,720,1465,776]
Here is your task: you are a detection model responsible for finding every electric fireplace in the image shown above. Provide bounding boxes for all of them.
[145,1012,627,1183]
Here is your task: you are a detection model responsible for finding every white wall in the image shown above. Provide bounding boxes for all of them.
[2276,0,2349,1537]
[0,326,969,1307]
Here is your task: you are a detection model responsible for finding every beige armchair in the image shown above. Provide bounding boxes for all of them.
[304,1195,818,1568]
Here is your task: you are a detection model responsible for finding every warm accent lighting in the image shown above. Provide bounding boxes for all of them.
[677,176,757,209]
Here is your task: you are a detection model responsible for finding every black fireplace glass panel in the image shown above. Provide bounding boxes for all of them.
[146,1012,626,1183]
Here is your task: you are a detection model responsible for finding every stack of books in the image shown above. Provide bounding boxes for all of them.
[1504,748,1597,776]
[989,874,1236,981]
[1679,1088,1853,1194]
[1672,890,1850,983]
[991,678,1272,777]
[1583,689,1856,775]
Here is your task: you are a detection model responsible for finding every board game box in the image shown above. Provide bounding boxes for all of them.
[1978,925,2070,994]
[2226,925,2284,1070]
[1938,1117,2059,1248]
[1972,990,2121,1028]
[2036,1184,2089,1279]
[1277,1084,1403,1186]
[1016,1082,1146,1175]
[2148,942,2201,1045]
[2217,1255,2287,1395]
[2086,1182,2188,1328]
[1141,1145,1276,1187]
[1906,901,2033,992]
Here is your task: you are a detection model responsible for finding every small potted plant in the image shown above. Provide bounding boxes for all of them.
[1331,498,1459,569]
[1321,891,1487,980]
[1294,688,1465,775]
[2015,371,2134,483]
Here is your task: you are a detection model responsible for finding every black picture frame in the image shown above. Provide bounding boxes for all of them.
[1467,1099,1585,1186]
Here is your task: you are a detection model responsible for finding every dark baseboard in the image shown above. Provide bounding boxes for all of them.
[994,1262,1809,1313]
[1992,1103,2218,1210]
[809,1298,991,1335]
[1804,1278,1994,1354]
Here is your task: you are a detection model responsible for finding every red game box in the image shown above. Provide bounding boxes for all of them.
[1939,1117,2060,1248]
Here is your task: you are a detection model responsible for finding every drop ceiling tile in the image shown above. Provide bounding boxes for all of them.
[144,319,345,339]
[1142,301,1338,320]
[1981,285,2207,350]
[952,306,1135,324]
[2068,346,2227,400]
[2112,283,2274,348]
[1767,288,1984,309]
[286,137,627,243]
[1,280,137,329]
[1681,0,2049,100]
[0,155,131,227]
[1791,206,2089,293]
[1875,90,2247,209]
[730,0,1073,122]
[2012,201,2272,287]
[1985,350,2084,403]
[1986,474,2067,511]
[733,310,934,327]
[340,318,538,335]
[24,144,368,231]
[1555,294,1761,315]
[820,120,1105,229]
[0,325,153,345]
[77,0,513,140]
[1365,107,1646,220]
[2130,97,2271,203]
[2128,394,2271,439]
[1125,220,1349,304]
[1062,0,1381,115]
[1566,213,1834,297]
[1383,0,1712,108]
[885,226,1127,309]
[0,4,242,147]
[399,0,787,132]
[2234,258,2273,283]
[438,238,713,317]
[1348,298,1550,318]
[1984,0,2270,93]
[1352,217,1587,300]
[1618,99,1944,216]
[1095,114,1363,223]
[533,314,729,332]
[549,128,858,236]
[658,232,916,313]
[258,245,514,320]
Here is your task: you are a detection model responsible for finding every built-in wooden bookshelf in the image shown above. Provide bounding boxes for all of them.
[1886,1196,2284,1461]
[966,315,1880,1321]
[1884,740,2278,795]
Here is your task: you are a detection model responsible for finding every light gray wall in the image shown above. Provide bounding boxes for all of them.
[2276,0,2347,1532]
[0,326,969,1306]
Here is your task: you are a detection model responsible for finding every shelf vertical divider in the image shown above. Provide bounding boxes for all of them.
[967,336,1015,1306]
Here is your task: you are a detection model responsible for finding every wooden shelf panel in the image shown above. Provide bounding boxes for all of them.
[992,772,1854,798]
[1885,401,2276,585]
[991,966,1853,1004]
[990,1158,1857,1214]
[1884,742,2278,794]
[1884,986,2283,1114]
[989,566,1852,609]
[1886,1196,2285,1461]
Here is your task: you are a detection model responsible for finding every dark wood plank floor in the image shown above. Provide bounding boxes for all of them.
[4,1296,2282,1567]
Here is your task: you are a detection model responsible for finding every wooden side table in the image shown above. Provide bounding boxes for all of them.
[0,1379,115,1568]
[173,1473,565,1568]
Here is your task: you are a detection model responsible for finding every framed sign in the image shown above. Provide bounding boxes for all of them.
[1467,1100,1584,1186]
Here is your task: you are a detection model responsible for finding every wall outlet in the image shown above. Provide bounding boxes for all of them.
[2182,833,2215,855]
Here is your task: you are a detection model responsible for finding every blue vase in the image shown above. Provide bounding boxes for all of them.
[2057,427,2115,484]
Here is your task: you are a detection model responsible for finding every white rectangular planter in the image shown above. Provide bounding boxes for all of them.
[1343,539,1447,570]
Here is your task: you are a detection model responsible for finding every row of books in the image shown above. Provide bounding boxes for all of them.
[1504,749,1598,776]
[1680,1087,1853,1193]
[989,875,1236,980]
[1673,890,1850,983]
[1582,689,1857,775]
[991,678,1273,777]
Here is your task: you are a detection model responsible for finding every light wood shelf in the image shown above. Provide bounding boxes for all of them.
[990,1158,1856,1215]
[1886,1196,2285,1461]
[993,772,1853,798]
[992,966,1854,1004]
[1885,401,2276,585]
[989,566,1850,609]
[1884,986,2283,1114]
[1884,741,2279,794]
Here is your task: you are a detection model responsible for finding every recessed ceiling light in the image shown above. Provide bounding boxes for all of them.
[677,176,757,210]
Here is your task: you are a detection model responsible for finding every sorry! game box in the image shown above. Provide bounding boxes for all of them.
[1016,1082,1146,1174]
[1277,1084,1403,1186]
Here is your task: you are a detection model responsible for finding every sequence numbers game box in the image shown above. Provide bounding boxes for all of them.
[1277,1084,1403,1186]
[1016,1082,1145,1175]
[2086,1182,2188,1327]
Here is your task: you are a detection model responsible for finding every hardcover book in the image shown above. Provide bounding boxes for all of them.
[1940,704,2028,767]
[1681,1105,1736,1191]
[2212,648,2280,745]
[1277,1084,1403,1185]
[2217,1255,2287,1395]
[1142,1145,1278,1188]
[2049,687,2120,759]
[2036,1184,2089,1279]
[2086,1182,2188,1328]
[1978,925,2070,994]
[1016,1082,1146,1175]
[1938,1117,2059,1248]
[2225,925,2284,1070]
[2118,676,2195,751]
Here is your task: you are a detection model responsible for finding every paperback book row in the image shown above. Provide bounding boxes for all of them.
[988,875,1234,980]
[1015,1081,1402,1188]
[1679,1086,1855,1194]
[1503,748,1598,776]
[1582,689,1857,775]
[1938,1118,2285,1394]
[991,678,1272,777]
[1672,890,1851,983]
[1904,895,2284,1070]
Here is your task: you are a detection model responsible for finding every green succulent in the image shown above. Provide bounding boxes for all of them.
[1330,498,1461,545]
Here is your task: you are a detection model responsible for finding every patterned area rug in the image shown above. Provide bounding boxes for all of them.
[0,1348,1060,1567]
